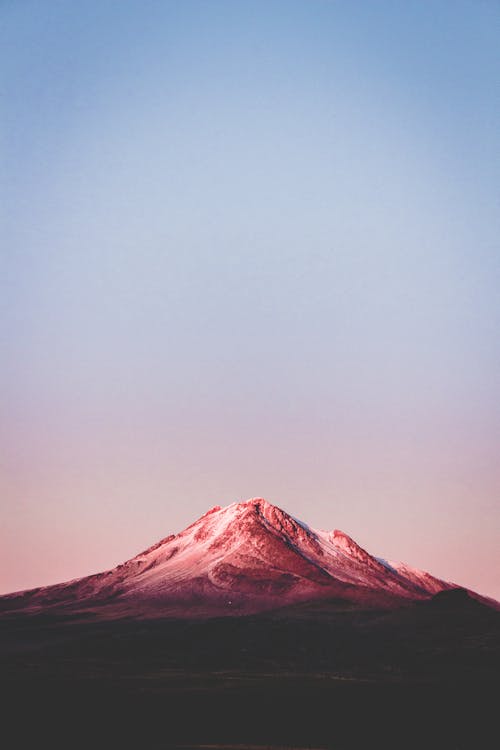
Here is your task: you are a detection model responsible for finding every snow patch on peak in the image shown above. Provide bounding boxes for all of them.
[290,514,313,533]
[329,530,377,564]
[375,557,398,574]
[332,529,350,541]
[388,560,453,594]
[133,533,177,560]
[239,497,272,511]
[331,529,361,550]
[221,497,269,513]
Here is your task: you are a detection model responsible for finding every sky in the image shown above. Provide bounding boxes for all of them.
[1,0,499,600]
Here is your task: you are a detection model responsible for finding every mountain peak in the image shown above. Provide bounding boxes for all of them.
[230,497,273,512]
[242,497,268,505]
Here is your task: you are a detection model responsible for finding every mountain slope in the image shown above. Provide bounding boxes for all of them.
[0,498,461,617]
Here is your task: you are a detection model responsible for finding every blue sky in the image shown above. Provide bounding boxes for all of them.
[1,1,499,598]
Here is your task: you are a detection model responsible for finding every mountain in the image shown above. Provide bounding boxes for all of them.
[0,497,478,618]
[2,498,499,750]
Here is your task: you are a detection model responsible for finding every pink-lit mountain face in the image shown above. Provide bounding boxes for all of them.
[1,498,465,618]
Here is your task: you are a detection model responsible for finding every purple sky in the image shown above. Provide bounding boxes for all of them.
[1,1,499,600]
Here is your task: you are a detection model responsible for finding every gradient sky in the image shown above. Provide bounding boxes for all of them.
[1,1,499,599]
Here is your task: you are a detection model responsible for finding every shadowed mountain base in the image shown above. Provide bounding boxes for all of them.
[1,593,498,749]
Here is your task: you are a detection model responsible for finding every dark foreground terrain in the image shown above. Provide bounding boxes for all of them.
[1,590,499,749]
